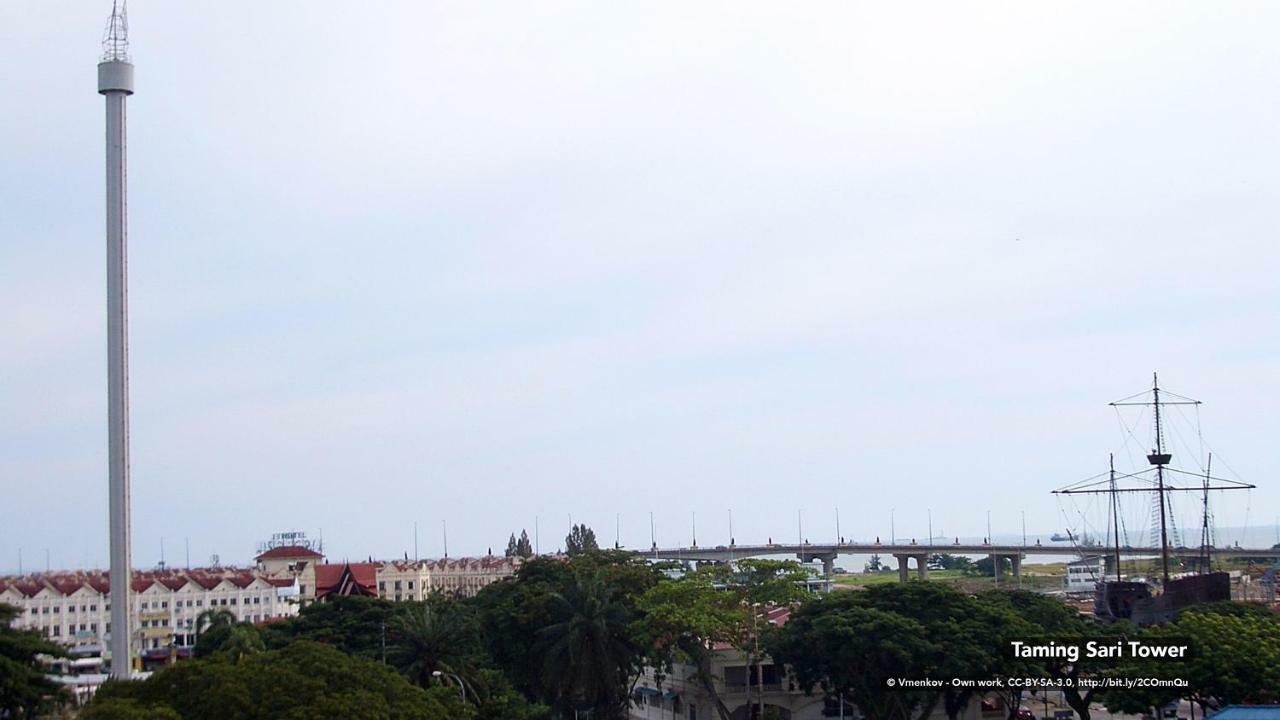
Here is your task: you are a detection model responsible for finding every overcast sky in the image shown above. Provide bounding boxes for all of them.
[2,2,1278,571]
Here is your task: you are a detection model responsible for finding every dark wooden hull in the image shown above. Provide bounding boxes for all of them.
[1094,572,1230,625]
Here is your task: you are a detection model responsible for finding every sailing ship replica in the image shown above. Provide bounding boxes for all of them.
[1053,374,1255,625]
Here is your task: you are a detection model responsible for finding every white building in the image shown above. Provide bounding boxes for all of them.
[0,567,299,663]
[0,547,522,667]
[1065,556,1105,595]
[423,556,521,597]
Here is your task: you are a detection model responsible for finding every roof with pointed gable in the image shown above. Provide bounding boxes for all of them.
[47,577,84,595]
[314,562,378,599]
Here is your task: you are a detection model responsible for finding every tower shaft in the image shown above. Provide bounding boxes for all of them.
[99,56,134,680]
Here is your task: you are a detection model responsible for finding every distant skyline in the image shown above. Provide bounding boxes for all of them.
[3,2,1279,571]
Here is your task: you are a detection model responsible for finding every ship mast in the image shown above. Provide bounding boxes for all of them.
[1110,453,1122,582]
[1200,454,1213,573]
[1150,373,1172,583]
[1054,374,1254,589]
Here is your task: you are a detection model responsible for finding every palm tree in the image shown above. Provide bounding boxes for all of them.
[535,571,640,719]
[194,608,235,637]
[221,624,265,663]
[388,599,477,693]
[193,609,237,658]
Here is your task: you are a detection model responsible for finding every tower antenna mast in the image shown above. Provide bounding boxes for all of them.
[102,1,130,62]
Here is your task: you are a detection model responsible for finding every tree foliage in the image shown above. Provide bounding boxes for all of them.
[966,556,1012,577]
[768,584,1046,720]
[565,524,599,556]
[505,530,534,559]
[261,595,396,661]
[535,570,641,717]
[0,603,67,718]
[769,596,940,720]
[473,552,658,718]
[928,553,972,571]
[87,640,457,720]
[1102,602,1280,715]
[639,559,812,720]
[389,596,482,689]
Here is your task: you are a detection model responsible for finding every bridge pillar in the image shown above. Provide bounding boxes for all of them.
[915,554,929,580]
[991,554,1005,583]
[798,551,837,577]
[1010,554,1022,581]
[895,554,910,583]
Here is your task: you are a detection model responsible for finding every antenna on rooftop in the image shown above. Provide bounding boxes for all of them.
[101,1,130,62]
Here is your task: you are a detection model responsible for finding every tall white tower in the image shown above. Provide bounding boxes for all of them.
[98,0,134,679]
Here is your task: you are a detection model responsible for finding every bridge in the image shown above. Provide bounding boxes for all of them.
[642,541,1280,583]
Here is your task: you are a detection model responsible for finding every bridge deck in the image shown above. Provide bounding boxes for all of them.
[643,542,1280,561]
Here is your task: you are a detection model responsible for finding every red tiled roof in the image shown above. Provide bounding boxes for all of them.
[187,574,222,590]
[14,581,44,597]
[47,577,84,595]
[158,577,188,590]
[314,562,378,599]
[228,574,255,589]
[255,546,324,561]
[131,579,154,593]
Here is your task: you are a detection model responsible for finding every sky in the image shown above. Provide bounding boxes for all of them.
[2,2,1279,572]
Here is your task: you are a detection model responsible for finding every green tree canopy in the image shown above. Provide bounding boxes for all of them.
[0,603,67,718]
[639,559,812,720]
[767,583,1042,720]
[565,524,599,555]
[261,595,396,661]
[389,595,483,689]
[88,640,458,720]
[504,531,535,559]
[768,595,941,720]
[473,551,659,717]
[979,589,1129,720]
[1103,602,1280,715]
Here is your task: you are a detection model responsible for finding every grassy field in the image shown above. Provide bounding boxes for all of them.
[831,563,1068,592]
